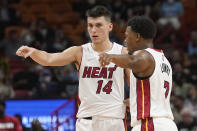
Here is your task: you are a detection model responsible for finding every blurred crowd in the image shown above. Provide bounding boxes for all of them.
[0,0,196,130]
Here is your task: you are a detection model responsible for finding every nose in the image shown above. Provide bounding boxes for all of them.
[91,26,97,33]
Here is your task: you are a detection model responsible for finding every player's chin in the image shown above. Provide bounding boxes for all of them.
[92,38,101,43]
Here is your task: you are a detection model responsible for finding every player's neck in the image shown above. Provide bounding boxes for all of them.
[138,40,153,50]
[91,39,113,53]
[131,40,153,54]
[142,43,153,49]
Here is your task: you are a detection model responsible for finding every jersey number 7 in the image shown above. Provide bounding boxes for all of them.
[96,80,113,94]
[164,81,169,98]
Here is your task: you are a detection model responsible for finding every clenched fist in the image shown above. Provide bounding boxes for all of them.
[16,46,35,58]
[99,53,112,67]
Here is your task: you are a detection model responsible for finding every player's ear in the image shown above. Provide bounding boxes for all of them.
[136,33,141,42]
[109,23,113,32]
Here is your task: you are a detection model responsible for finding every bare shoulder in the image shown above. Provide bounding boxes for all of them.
[64,46,82,52]
[70,46,83,61]
[61,46,83,64]
[131,49,155,75]
[72,46,83,67]
[132,49,153,61]
[62,46,82,55]
[75,45,83,58]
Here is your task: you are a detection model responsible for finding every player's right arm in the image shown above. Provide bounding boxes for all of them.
[16,46,82,66]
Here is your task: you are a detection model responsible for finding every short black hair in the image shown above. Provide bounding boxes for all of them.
[86,5,112,21]
[0,99,5,107]
[127,16,157,39]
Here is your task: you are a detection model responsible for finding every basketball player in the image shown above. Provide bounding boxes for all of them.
[99,16,178,131]
[0,100,23,131]
[16,6,129,131]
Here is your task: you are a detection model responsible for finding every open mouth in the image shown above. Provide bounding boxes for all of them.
[92,35,98,38]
